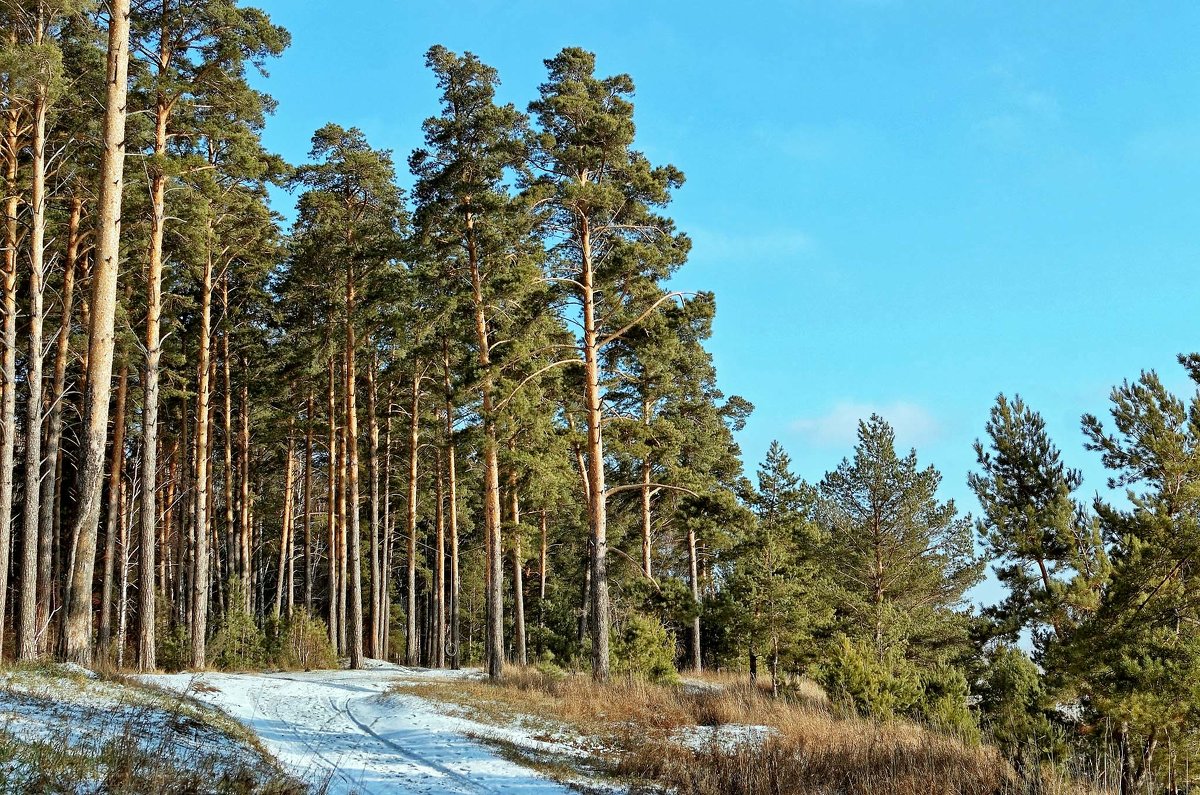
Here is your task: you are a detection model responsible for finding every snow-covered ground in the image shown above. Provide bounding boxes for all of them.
[143,662,584,795]
[0,663,289,791]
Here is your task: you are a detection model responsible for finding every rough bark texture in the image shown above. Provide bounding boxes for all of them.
[344,269,363,668]
[404,373,422,666]
[98,360,129,656]
[580,222,611,682]
[38,197,81,655]
[1,42,22,662]
[17,76,49,660]
[190,233,214,669]
[64,0,132,665]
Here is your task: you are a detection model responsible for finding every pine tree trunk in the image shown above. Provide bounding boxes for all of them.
[1,52,22,662]
[580,222,611,682]
[136,93,170,672]
[38,196,80,655]
[433,448,445,668]
[405,371,421,666]
[98,359,129,658]
[538,510,547,649]
[239,378,251,610]
[344,266,364,668]
[221,311,236,597]
[443,342,460,670]
[381,405,393,660]
[273,426,295,619]
[468,232,504,681]
[18,79,50,660]
[116,479,131,668]
[326,358,339,647]
[337,418,348,653]
[303,389,314,612]
[511,478,526,667]
[640,457,652,580]
[64,0,132,666]
[367,352,380,659]
[688,524,702,672]
[190,225,215,670]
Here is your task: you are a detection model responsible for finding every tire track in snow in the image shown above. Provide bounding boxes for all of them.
[338,694,497,795]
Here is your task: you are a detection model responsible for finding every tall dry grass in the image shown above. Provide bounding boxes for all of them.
[405,666,1023,795]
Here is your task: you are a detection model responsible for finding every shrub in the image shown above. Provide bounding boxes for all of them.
[612,614,680,685]
[818,636,978,741]
[279,610,338,671]
[209,580,266,671]
[818,636,921,719]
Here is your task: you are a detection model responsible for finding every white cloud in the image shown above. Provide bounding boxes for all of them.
[689,228,813,262]
[791,400,940,449]
[1129,125,1200,165]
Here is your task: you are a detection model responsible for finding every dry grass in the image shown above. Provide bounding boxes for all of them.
[0,663,306,794]
[402,666,1020,795]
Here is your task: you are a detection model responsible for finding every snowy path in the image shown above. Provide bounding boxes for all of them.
[143,663,577,795]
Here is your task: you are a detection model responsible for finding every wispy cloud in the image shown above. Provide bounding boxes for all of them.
[791,400,940,449]
[972,61,1060,149]
[689,227,814,262]
[1129,124,1200,166]
[754,120,873,163]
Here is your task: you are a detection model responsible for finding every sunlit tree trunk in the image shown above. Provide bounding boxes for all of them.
[64,0,132,664]
[367,351,380,659]
[98,357,129,658]
[18,57,50,660]
[404,371,422,666]
[0,43,21,661]
[344,265,363,667]
[39,196,81,655]
[326,357,339,646]
[190,223,215,669]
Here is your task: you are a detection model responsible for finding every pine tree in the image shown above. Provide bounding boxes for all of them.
[819,415,982,665]
[729,441,824,695]
[969,394,1106,653]
[528,47,691,681]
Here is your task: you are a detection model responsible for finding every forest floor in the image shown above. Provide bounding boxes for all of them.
[0,661,302,792]
[143,661,605,795]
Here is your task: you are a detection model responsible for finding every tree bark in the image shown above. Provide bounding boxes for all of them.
[433,447,445,668]
[98,357,129,658]
[404,371,422,666]
[64,0,132,665]
[136,87,172,672]
[367,351,380,659]
[344,265,363,668]
[18,68,50,660]
[688,523,702,671]
[510,475,526,667]
[580,220,611,681]
[443,341,460,669]
[39,196,81,655]
[326,357,339,647]
[273,423,295,619]
[1,39,22,662]
[190,223,215,669]
[467,226,504,681]
[303,389,314,612]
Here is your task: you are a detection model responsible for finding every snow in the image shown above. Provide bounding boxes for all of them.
[672,723,779,753]
[143,662,581,795]
[0,665,280,791]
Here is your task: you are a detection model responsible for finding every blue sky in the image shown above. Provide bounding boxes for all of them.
[250,1,1200,603]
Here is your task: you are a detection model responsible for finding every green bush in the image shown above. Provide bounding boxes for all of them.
[818,636,978,741]
[977,645,1065,771]
[278,610,338,671]
[611,614,680,685]
[209,580,266,671]
[818,636,921,719]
